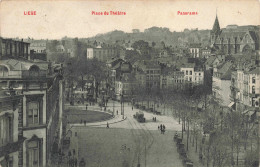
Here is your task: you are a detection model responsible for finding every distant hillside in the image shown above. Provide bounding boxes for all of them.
[80,27,211,47]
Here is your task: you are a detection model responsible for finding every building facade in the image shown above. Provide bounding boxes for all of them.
[189,43,201,58]
[0,38,63,167]
[180,63,204,85]
[230,67,260,111]
[212,61,233,106]
[86,46,118,62]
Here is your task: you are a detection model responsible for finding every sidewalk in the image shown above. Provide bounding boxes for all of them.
[65,102,127,127]
[70,114,127,127]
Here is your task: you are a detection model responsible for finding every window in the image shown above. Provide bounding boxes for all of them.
[0,66,8,77]
[186,71,188,75]
[27,140,41,167]
[199,73,201,76]
[0,115,13,146]
[252,77,255,84]
[189,77,192,82]
[252,86,255,94]
[27,102,39,126]
[190,71,192,75]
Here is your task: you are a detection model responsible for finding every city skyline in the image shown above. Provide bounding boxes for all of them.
[0,0,259,39]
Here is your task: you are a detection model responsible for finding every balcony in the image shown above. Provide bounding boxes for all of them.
[0,70,47,80]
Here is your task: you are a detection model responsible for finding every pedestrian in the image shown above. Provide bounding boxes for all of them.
[132,106,133,110]
[117,110,118,115]
[160,124,163,134]
[163,125,166,134]
[84,120,86,126]
[86,104,88,110]
[104,107,106,111]
[158,125,160,130]
[155,117,156,122]
[107,122,109,128]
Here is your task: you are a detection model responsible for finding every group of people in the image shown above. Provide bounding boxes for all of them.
[158,124,166,134]
[152,117,157,122]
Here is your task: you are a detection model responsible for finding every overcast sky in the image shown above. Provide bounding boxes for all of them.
[0,0,259,39]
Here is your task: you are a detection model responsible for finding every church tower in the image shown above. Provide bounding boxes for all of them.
[211,12,221,45]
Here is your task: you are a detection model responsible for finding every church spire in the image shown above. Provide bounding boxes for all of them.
[212,10,220,35]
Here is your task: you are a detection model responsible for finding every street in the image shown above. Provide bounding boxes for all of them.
[65,101,183,167]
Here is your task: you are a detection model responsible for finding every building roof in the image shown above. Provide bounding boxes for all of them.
[216,61,234,80]
[180,63,196,68]
[0,59,48,71]
[189,43,201,48]
[205,56,218,65]
[246,67,260,75]
[219,31,246,40]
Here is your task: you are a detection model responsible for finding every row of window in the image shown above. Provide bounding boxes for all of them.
[146,75,160,80]
[146,70,160,74]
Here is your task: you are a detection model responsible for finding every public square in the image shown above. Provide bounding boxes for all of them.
[64,101,185,167]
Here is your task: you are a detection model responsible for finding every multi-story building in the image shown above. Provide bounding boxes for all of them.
[189,43,201,58]
[180,63,204,85]
[230,66,260,111]
[115,73,136,101]
[0,38,29,59]
[27,40,47,53]
[134,61,161,90]
[0,89,22,167]
[0,38,63,167]
[160,70,185,90]
[201,47,211,59]
[212,61,233,106]
[87,45,122,62]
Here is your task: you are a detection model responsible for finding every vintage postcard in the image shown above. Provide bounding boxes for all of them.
[0,0,259,167]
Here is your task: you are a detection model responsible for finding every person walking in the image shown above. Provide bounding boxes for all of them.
[116,110,118,115]
[162,124,166,134]
[107,122,109,128]
[84,120,86,126]
[155,117,156,122]
[160,124,163,134]
[158,125,160,130]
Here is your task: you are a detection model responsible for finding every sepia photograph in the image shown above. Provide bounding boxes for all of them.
[0,0,259,167]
